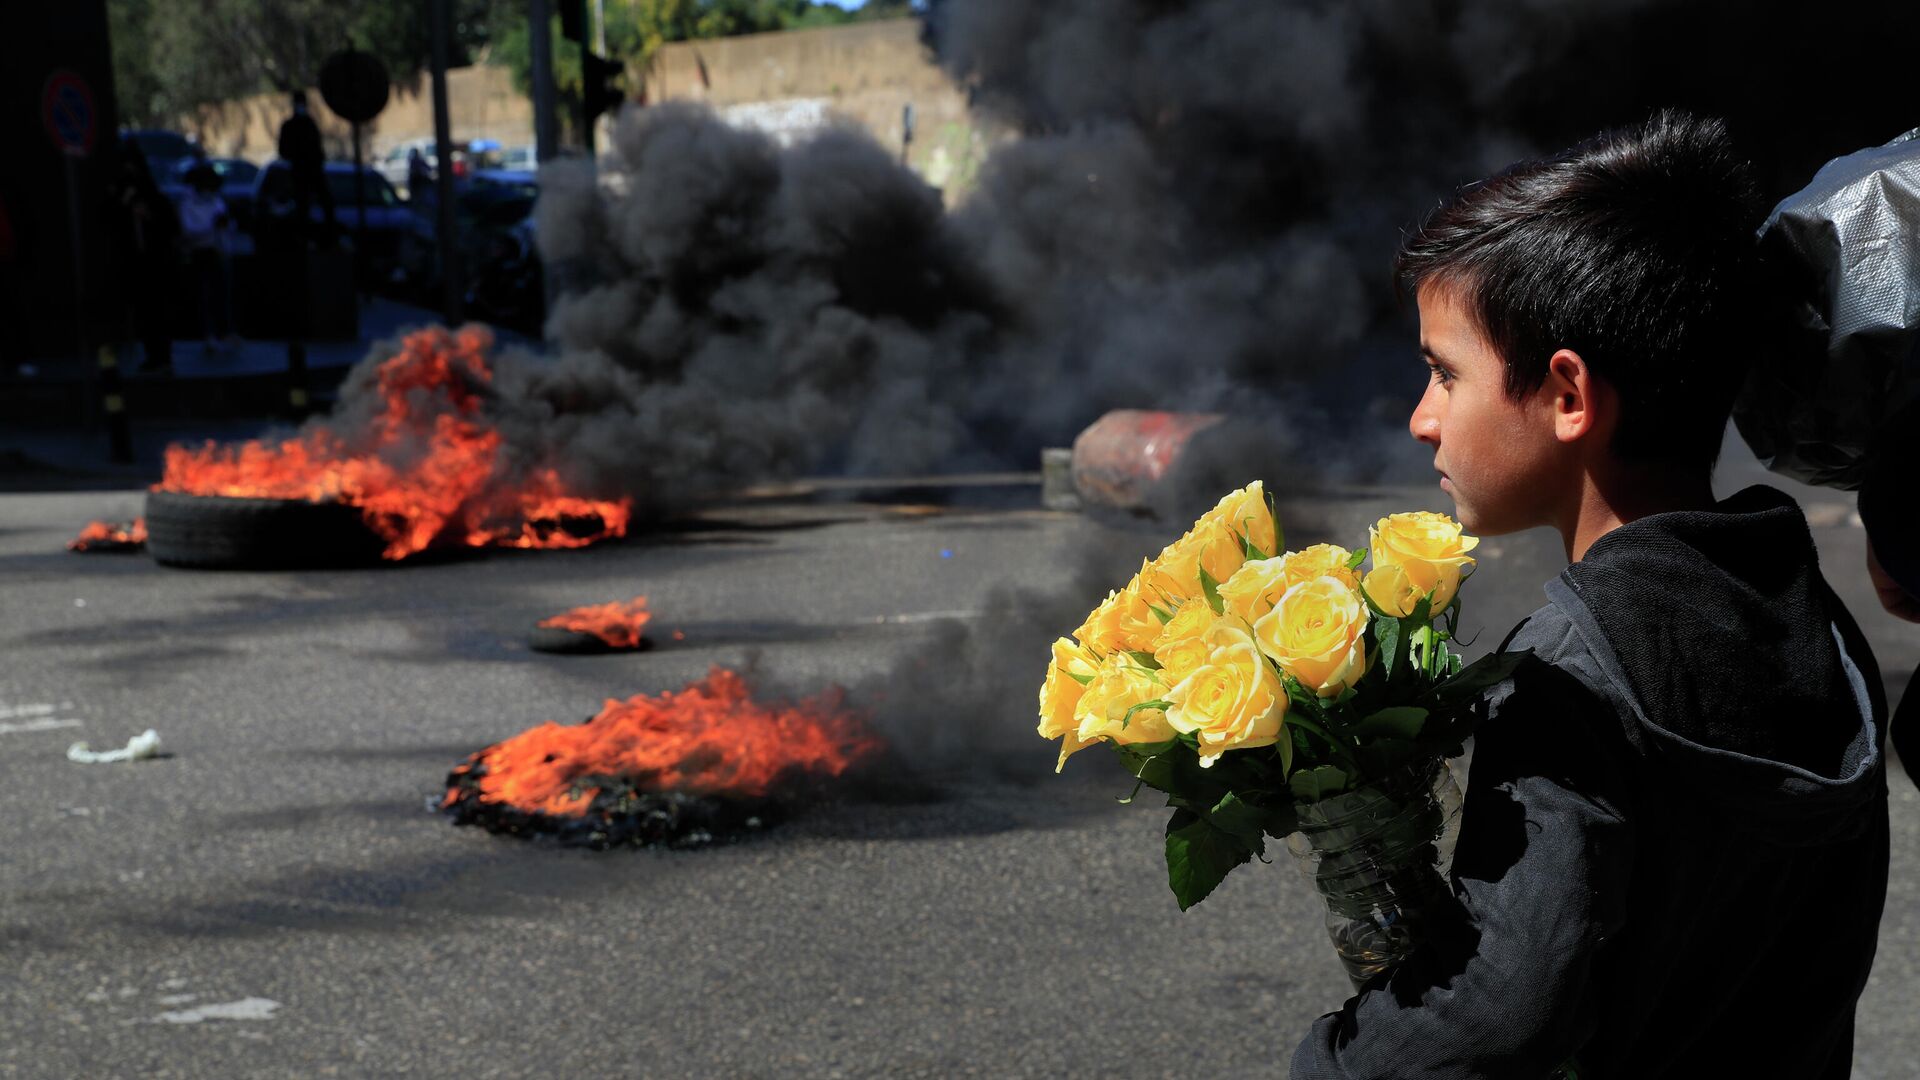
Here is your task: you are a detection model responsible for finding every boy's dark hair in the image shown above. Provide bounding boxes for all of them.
[1396,110,1764,468]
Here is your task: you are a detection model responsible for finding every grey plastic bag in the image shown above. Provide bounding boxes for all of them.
[1734,129,1920,491]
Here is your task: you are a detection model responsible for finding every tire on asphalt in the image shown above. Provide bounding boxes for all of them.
[527,624,649,654]
[143,491,388,569]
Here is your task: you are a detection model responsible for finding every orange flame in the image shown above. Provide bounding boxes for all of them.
[538,596,652,649]
[154,327,632,559]
[68,518,148,551]
[444,667,882,816]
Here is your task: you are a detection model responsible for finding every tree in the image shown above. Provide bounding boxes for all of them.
[109,0,498,127]
[490,0,921,143]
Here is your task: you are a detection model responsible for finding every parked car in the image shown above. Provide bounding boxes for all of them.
[252,160,415,288]
[495,145,537,171]
[123,129,203,182]
[399,169,543,330]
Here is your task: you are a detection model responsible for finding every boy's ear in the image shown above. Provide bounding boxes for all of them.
[1545,348,1608,445]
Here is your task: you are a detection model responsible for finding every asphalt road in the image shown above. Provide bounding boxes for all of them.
[1,445,1913,1079]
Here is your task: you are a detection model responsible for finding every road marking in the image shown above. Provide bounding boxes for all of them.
[0,702,71,721]
[151,997,280,1024]
[0,717,83,736]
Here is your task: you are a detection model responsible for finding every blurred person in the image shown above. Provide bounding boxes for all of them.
[277,90,335,246]
[108,135,182,373]
[177,162,238,352]
[407,146,433,206]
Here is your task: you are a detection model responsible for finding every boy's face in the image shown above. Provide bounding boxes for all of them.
[1409,282,1568,536]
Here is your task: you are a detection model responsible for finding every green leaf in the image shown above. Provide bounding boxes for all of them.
[1279,709,1356,770]
[1165,808,1254,910]
[1205,792,1271,848]
[1118,739,1228,808]
[1067,669,1096,687]
[1406,595,1434,626]
[1122,699,1173,727]
[1376,612,1404,679]
[1276,725,1294,773]
[1355,705,1429,741]
[1267,489,1285,555]
[1126,650,1163,670]
[1146,601,1175,626]
[1345,546,1368,571]
[1239,528,1272,563]
[1198,565,1225,615]
[1288,764,1350,801]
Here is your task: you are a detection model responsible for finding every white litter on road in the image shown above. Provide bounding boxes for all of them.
[0,717,83,736]
[68,729,162,764]
[151,997,279,1024]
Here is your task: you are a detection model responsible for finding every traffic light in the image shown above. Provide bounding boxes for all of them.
[582,51,625,122]
[558,0,585,42]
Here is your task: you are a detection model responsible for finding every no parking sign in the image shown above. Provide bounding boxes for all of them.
[42,69,97,158]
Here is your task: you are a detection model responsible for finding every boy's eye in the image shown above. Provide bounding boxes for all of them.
[1426,361,1452,386]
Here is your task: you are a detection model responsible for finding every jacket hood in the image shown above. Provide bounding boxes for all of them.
[1544,485,1886,846]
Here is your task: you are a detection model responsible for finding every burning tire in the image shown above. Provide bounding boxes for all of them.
[527,625,651,655]
[143,491,387,570]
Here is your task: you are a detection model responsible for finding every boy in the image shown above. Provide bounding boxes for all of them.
[1291,112,1890,1078]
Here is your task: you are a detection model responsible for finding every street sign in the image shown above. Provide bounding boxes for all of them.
[319,49,390,124]
[41,70,96,158]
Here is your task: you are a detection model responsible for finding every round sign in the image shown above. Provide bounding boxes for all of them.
[42,70,97,157]
[319,49,390,125]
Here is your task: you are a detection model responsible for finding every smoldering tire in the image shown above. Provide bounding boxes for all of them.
[143,491,387,570]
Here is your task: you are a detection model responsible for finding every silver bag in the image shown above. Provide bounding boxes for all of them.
[1734,129,1920,490]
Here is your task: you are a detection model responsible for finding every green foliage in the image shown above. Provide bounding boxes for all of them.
[1288,764,1349,801]
[1165,808,1250,911]
[111,0,495,125]
[1197,565,1224,615]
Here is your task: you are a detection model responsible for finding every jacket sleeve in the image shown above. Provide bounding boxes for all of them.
[1290,659,1636,1080]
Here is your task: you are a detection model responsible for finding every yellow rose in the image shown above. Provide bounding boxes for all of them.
[1253,575,1371,697]
[1369,511,1479,613]
[1218,543,1357,622]
[1164,621,1287,766]
[1144,519,1245,605]
[1038,637,1103,771]
[1152,599,1218,685]
[1360,562,1421,618]
[1074,561,1162,653]
[1075,651,1176,748]
[1198,482,1278,560]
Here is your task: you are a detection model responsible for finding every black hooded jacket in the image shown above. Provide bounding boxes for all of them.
[1291,486,1890,1079]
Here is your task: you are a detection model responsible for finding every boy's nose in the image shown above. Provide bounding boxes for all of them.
[1409,398,1441,447]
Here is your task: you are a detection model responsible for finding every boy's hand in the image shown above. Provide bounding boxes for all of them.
[1868,539,1920,622]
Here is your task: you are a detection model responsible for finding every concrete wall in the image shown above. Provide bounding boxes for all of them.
[640,19,1000,197]
[181,19,999,197]
[183,65,535,165]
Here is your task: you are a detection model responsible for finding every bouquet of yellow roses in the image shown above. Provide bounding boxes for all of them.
[1039,482,1528,983]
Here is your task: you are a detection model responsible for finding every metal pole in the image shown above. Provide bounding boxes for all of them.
[351,120,368,297]
[578,0,594,158]
[429,0,462,322]
[64,152,130,462]
[593,0,609,153]
[530,0,559,163]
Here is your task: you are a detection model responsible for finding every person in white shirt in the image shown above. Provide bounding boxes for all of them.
[178,163,238,351]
